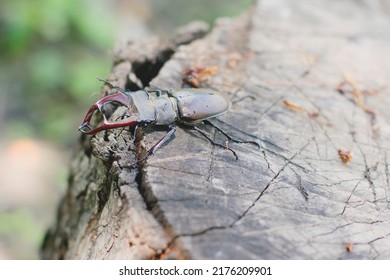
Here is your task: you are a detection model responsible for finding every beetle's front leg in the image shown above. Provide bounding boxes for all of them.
[130,124,177,167]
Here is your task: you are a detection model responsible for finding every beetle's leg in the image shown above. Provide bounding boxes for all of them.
[132,124,139,140]
[131,125,177,166]
[192,125,238,160]
[145,88,163,97]
[204,120,260,148]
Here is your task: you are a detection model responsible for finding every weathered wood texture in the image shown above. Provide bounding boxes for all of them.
[42,0,390,259]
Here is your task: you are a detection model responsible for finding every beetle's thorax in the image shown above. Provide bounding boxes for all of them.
[130,90,178,125]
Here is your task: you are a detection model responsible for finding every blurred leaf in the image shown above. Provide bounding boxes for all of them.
[1,0,113,147]
[4,120,36,141]
[1,1,33,56]
[0,209,42,244]
[40,106,72,143]
[67,54,110,102]
[69,0,115,48]
[37,0,69,42]
[28,49,66,91]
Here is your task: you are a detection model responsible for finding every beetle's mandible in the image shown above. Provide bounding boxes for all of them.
[79,79,258,164]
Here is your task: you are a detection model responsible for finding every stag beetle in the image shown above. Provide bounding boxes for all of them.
[79,79,258,164]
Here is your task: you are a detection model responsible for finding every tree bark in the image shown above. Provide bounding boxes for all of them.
[41,0,390,259]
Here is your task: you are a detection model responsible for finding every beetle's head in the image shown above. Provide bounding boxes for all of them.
[79,92,137,134]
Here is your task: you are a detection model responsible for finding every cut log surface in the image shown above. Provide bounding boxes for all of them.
[41,0,390,259]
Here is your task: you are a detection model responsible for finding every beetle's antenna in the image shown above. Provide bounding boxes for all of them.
[97,77,126,94]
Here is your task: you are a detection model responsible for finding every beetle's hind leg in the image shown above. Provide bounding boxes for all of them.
[192,125,238,160]
[130,125,177,167]
[203,120,260,148]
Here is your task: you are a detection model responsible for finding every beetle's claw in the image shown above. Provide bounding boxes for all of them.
[79,92,137,135]
[78,123,92,133]
[94,92,131,110]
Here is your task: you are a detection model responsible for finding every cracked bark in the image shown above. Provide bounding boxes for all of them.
[41,0,390,259]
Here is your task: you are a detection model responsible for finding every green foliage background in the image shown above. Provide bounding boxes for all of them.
[1,0,114,144]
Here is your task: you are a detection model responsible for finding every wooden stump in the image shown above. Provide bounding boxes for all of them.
[41,0,390,259]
